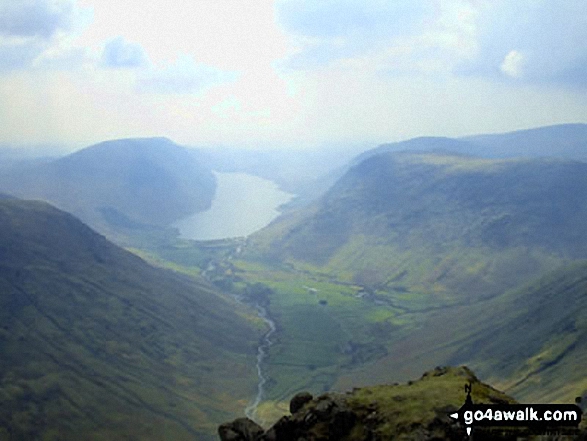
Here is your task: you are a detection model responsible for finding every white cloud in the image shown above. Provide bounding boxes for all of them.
[100,36,148,68]
[275,0,433,69]
[276,0,587,89]
[0,0,76,38]
[212,96,241,119]
[0,0,91,72]
[136,55,239,95]
[1,0,587,148]
[500,50,524,78]
[458,0,587,87]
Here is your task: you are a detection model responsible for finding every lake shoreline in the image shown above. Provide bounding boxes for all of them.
[173,172,294,241]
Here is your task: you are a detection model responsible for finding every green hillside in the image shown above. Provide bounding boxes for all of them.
[0,138,216,235]
[0,199,261,440]
[333,260,587,406]
[451,260,587,403]
[249,152,587,305]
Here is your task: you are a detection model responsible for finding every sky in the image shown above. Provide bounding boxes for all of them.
[1,0,586,150]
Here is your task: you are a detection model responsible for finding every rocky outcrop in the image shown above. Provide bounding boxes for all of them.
[219,393,357,441]
[218,418,264,441]
[289,392,313,414]
[264,394,356,441]
[219,366,586,441]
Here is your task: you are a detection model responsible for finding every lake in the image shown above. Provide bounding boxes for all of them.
[173,172,294,240]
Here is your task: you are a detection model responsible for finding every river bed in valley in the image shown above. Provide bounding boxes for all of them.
[243,304,276,424]
[183,172,290,423]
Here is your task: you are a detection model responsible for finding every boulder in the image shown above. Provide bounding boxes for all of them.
[261,416,296,441]
[218,417,264,441]
[290,392,313,414]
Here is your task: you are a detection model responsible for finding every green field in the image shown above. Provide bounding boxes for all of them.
[135,237,449,426]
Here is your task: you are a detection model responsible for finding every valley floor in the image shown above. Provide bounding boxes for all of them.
[130,235,587,430]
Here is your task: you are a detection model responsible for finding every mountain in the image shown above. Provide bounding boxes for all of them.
[0,198,260,440]
[357,123,587,163]
[353,136,478,165]
[464,123,587,160]
[0,137,216,234]
[249,151,587,304]
[220,366,585,440]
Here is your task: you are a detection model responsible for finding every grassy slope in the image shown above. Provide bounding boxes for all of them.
[0,200,261,440]
[248,152,587,304]
[344,366,519,439]
[453,260,587,403]
[333,260,587,405]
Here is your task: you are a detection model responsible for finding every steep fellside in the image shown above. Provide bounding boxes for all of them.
[0,199,260,441]
[450,260,587,403]
[333,261,587,405]
[249,152,587,305]
[0,137,216,234]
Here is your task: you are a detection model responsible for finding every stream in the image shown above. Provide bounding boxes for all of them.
[244,303,276,424]
[199,251,277,423]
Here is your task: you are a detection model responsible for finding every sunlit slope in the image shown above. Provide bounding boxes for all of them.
[0,137,215,232]
[249,152,587,304]
[450,260,587,403]
[334,260,587,405]
[0,199,259,440]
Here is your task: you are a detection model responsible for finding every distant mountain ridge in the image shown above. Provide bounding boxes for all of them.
[280,123,587,208]
[358,123,587,163]
[0,137,216,234]
[464,123,587,159]
[0,198,259,440]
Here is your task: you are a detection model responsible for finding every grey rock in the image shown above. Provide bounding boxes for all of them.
[218,417,264,441]
[290,392,313,414]
[314,397,335,418]
[262,416,295,441]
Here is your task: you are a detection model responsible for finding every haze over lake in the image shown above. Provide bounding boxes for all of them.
[173,172,294,240]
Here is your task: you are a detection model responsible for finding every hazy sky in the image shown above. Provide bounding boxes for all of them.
[1,0,586,149]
